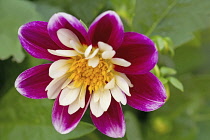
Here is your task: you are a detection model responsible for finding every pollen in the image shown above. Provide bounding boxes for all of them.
[68,56,114,94]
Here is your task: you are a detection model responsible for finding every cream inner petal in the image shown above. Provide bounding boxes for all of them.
[117,72,133,87]
[57,28,81,48]
[104,78,115,89]
[49,59,71,78]
[110,85,127,105]
[115,75,131,96]
[59,86,81,106]
[78,84,86,108]
[88,56,100,68]
[48,49,79,57]
[90,97,104,117]
[68,99,81,114]
[70,40,84,54]
[102,50,116,59]
[111,58,131,67]
[98,41,113,51]
[46,74,69,99]
[85,48,99,59]
[84,45,93,57]
[99,89,111,111]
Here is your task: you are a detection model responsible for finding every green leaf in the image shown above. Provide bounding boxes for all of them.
[133,0,210,47]
[168,77,184,92]
[160,66,177,76]
[0,0,43,62]
[0,88,95,140]
[67,0,107,26]
[125,111,143,140]
[34,1,64,21]
[110,0,136,29]
[159,77,168,85]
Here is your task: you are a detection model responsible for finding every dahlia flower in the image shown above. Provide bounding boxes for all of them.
[15,11,166,138]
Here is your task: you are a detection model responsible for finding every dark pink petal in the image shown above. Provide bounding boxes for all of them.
[48,12,89,48]
[114,32,158,74]
[91,99,125,138]
[88,11,124,50]
[52,94,90,134]
[18,21,64,61]
[127,72,167,112]
[15,64,51,99]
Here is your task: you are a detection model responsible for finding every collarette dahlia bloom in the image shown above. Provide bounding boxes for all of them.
[15,11,166,138]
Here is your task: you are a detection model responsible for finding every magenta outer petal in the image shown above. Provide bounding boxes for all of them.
[91,99,125,138]
[127,72,167,112]
[52,94,90,134]
[114,32,158,74]
[48,12,90,48]
[88,11,124,50]
[18,21,64,61]
[15,64,51,99]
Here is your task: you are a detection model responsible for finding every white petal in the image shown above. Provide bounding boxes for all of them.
[61,78,72,89]
[48,49,79,57]
[84,45,92,57]
[70,40,84,54]
[92,89,101,102]
[117,72,133,87]
[111,58,131,67]
[78,85,86,108]
[57,28,81,48]
[88,56,99,68]
[47,75,68,99]
[86,48,99,59]
[104,78,115,89]
[115,75,131,96]
[49,59,71,78]
[68,99,81,114]
[110,86,127,105]
[98,41,113,52]
[102,50,116,59]
[67,82,78,89]
[90,97,104,117]
[59,87,81,106]
[99,90,111,111]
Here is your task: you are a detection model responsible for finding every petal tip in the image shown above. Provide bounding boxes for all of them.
[105,125,125,138]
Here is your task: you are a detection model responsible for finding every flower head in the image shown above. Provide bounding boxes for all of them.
[15,11,166,138]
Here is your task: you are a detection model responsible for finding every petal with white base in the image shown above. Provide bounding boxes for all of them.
[15,64,51,99]
[52,94,90,134]
[91,99,125,138]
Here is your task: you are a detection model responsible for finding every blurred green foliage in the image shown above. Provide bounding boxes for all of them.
[0,0,210,140]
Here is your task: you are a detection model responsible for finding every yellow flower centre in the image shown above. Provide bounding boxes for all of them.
[68,55,114,94]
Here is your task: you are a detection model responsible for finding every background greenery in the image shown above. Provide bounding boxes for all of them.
[0,0,210,140]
